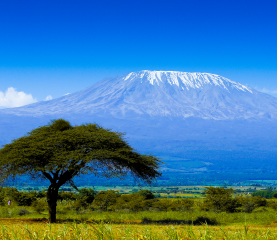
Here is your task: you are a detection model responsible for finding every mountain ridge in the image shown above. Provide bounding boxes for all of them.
[1,70,277,120]
[123,70,252,92]
[1,70,277,181]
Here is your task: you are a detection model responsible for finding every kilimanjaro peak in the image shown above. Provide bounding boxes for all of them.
[123,70,252,93]
[1,70,277,179]
[2,70,277,120]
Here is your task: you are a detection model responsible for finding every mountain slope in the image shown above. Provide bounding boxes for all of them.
[2,70,277,120]
[1,70,277,183]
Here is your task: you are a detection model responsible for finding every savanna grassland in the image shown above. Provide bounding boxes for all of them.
[2,219,277,239]
[1,186,277,239]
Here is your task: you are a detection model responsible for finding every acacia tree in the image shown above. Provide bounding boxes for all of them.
[0,119,161,222]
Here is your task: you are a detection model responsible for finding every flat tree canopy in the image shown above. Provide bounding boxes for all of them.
[0,119,161,222]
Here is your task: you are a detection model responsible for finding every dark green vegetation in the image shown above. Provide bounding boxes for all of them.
[252,188,277,199]
[0,119,161,223]
[1,186,277,226]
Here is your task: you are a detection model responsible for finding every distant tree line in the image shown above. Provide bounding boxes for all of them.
[252,188,277,199]
[1,186,277,214]
[200,187,268,213]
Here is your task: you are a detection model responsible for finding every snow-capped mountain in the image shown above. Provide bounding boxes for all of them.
[3,70,277,120]
[2,70,277,181]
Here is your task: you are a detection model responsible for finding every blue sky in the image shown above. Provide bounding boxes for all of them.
[0,0,277,107]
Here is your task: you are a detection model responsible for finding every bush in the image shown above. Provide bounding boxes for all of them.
[0,207,30,217]
[32,200,47,214]
[236,195,267,213]
[193,216,217,225]
[137,190,155,200]
[242,201,256,213]
[78,188,96,204]
[267,200,277,210]
[113,193,146,212]
[253,207,270,213]
[72,198,89,212]
[58,191,77,202]
[17,208,30,216]
[153,199,173,211]
[251,196,267,207]
[204,187,239,213]
[167,199,194,211]
[0,187,18,206]
[0,208,10,218]
[35,191,47,199]
[12,191,37,206]
[0,193,5,206]
[252,190,277,199]
[92,190,120,211]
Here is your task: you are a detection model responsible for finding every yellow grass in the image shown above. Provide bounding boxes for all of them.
[1,218,277,239]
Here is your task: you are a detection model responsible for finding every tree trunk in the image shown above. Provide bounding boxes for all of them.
[47,184,59,223]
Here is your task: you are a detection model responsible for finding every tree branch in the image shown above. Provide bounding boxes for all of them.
[42,171,54,183]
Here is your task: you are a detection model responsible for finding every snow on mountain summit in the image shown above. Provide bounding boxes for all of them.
[2,70,277,120]
[123,70,252,93]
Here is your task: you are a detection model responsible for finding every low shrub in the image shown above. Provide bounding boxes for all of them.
[78,188,96,204]
[0,208,11,218]
[72,198,89,212]
[17,208,30,216]
[113,193,146,212]
[137,190,155,200]
[167,199,194,211]
[193,216,217,225]
[11,191,37,206]
[267,200,277,210]
[32,200,47,214]
[92,190,120,211]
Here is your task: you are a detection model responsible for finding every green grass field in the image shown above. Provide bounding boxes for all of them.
[2,208,277,239]
[1,185,277,239]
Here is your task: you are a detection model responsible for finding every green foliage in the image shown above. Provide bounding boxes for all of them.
[72,198,89,212]
[240,196,267,213]
[252,190,277,199]
[0,187,18,198]
[113,193,146,212]
[92,190,120,211]
[202,187,268,213]
[0,119,161,222]
[11,191,37,206]
[242,201,256,213]
[109,190,156,212]
[137,189,155,200]
[35,191,47,199]
[0,119,161,184]
[0,192,4,206]
[168,199,194,211]
[153,199,173,211]
[267,199,277,210]
[0,207,32,218]
[152,198,194,212]
[78,188,96,204]
[204,187,239,213]
[31,200,47,214]
[58,191,77,201]
[90,190,195,212]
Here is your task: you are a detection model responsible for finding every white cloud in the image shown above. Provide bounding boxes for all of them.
[0,87,37,108]
[64,93,70,96]
[45,95,53,101]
